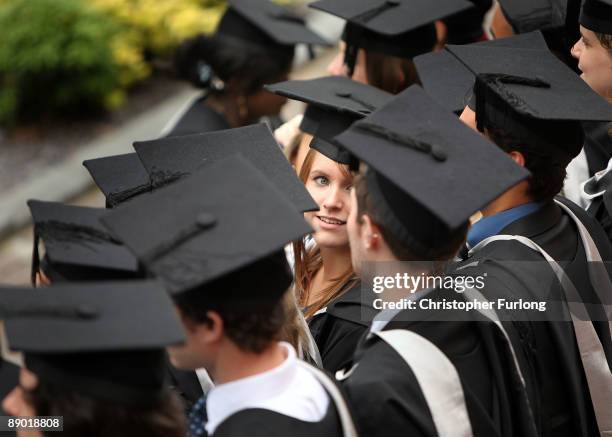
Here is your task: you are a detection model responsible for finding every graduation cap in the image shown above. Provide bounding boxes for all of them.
[446,44,612,162]
[497,0,582,57]
[1,281,184,406]
[310,0,472,74]
[414,31,549,114]
[334,85,530,258]
[217,0,328,49]
[83,153,151,208]
[27,200,141,285]
[102,155,312,302]
[265,76,392,164]
[497,0,563,34]
[133,123,317,212]
[580,0,612,33]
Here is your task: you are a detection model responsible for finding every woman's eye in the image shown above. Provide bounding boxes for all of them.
[345,184,353,192]
[314,176,329,186]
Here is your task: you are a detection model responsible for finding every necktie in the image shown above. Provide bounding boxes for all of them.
[188,395,207,437]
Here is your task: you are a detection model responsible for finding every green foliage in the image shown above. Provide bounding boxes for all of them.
[0,0,124,125]
[0,0,305,127]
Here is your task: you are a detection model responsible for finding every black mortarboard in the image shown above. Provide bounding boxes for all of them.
[497,0,564,33]
[334,85,530,257]
[133,124,317,212]
[580,0,612,33]
[217,0,328,49]
[1,281,184,406]
[27,200,141,285]
[265,76,392,164]
[83,153,151,208]
[497,0,582,60]
[446,44,612,162]
[414,31,548,114]
[102,155,312,301]
[310,0,472,74]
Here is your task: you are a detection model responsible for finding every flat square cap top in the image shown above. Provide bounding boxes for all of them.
[414,31,549,114]
[446,44,612,122]
[2,281,184,353]
[266,77,393,164]
[334,85,530,231]
[83,153,151,207]
[265,76,393,117]
[310,0,473,36]
[134,124,317,212]
[27,200,139,273]
[102,155,312,295]
[220,0,328,46]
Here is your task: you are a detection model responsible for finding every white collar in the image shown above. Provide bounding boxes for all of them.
[581,157,612,201]
[206,342,298,433]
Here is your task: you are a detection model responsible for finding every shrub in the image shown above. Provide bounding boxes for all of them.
[0,0,128,125]
[90,0,226,58]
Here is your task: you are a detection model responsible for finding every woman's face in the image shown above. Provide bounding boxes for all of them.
[571,26,612,101]
[304,153,353,249]
[2,368,43,437]
[327,42,368,85]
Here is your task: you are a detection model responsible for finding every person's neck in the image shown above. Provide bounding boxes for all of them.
[205,94,251,127]
[481,183,534,217]
[213,341,286,385]
[319,245,353,281]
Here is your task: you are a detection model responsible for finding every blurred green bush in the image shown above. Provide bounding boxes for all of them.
[0,0,126,125]
[0,0,226,127]
[0,0,303,127]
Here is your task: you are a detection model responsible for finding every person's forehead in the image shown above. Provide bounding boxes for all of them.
[311,152,350,177]
[580,25,596,38]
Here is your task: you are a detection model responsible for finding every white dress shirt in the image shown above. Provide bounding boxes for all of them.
[205,342,329,435]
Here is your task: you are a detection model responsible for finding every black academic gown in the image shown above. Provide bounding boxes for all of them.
[342,289,536,437]
[584,122,612,241]
[583,121,612,177]
[210,403,342,437]
[165,95,230,138]
[166,363,204,413]
[454,199,612,437]
[308,280,379,374]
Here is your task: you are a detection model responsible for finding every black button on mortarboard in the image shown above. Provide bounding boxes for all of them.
[76,305,99,319]
[196,213,216,229]
[430,145,447,162]
[336,91,351,98]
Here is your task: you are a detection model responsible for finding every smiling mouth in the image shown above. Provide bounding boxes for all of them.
[317,216,347,225]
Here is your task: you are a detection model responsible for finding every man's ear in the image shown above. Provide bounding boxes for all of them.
[361,214,382,251]
[200,311,224,344]
[508,150,526,167]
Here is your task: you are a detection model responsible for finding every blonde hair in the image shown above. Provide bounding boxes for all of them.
[293,149,358,319]
[279,290,322,365]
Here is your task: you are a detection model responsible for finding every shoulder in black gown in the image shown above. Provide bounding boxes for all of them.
[166,95,230,138]
[453,199,612,437]
[210,403,341,437]
[343,289,535,437]
[308,280,379,374]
